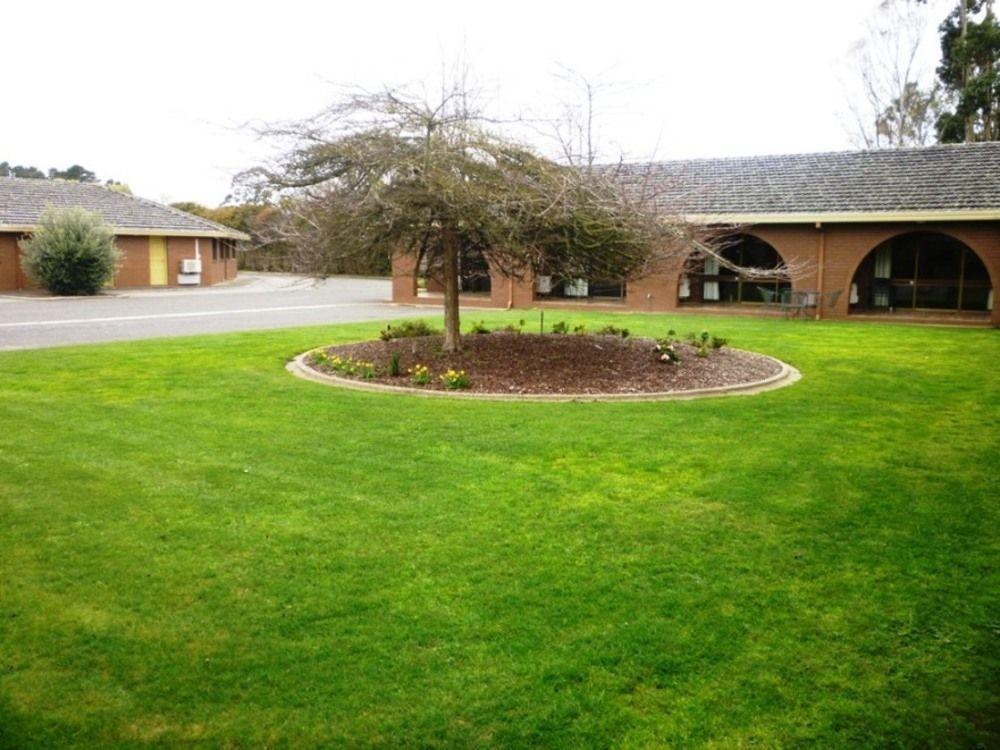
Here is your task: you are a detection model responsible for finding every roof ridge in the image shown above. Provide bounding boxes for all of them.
[123,189,242,236]
[0,177,249,239]
[607,141,1000,169]
[605,142,1000,218]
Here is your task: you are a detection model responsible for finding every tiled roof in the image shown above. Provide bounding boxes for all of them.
[0,178,248,239]
[609,142,1000,220]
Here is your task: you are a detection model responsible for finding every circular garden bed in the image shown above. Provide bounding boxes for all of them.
[292,326,797,400]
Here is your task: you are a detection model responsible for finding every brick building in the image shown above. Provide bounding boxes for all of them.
[0,178,248,291]
[392,142,999,326]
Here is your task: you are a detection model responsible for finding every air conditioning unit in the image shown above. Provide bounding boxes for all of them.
[181,258,202,273]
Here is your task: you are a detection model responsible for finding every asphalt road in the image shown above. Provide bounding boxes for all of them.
[0,274,426,351]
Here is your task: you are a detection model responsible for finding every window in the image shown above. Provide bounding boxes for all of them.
[851,232,993,314]
[682,235,789,304]
[534,275,625,300]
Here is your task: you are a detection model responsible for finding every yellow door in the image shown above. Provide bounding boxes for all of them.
[149,237,168,286]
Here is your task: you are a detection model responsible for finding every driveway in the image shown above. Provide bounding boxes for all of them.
[0,274,425,351]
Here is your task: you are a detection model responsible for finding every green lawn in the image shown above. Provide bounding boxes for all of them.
[1,312,998,748]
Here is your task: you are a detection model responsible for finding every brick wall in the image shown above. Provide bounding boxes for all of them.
[819,222,1000,325]
[390,220,1000,326]
[2,232,234,291]
[166,237,192,286]
[199,238,239,286]
[392,252,419,302]
[0,233,19,291]
[114,236,151,287]
[489,266,534,308]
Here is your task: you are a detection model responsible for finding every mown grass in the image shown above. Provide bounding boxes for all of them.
[1,311,997,748]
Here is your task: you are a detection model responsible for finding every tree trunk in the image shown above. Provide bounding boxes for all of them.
[961,0,974,142]
[985,0,995,140]
[442,229,462,353]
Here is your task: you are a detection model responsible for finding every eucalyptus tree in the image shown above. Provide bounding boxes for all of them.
[845,0,941,148]
[935,0,999,142]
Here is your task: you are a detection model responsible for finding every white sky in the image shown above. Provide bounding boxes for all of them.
[2,0,951,206]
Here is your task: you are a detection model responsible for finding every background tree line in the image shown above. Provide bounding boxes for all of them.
[1,161,130,191]
[169,201,390,276]
[848,0,998,147]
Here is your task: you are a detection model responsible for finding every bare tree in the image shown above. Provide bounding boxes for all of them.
[845,0,941,148]
[545,68,807,281]
[239,80,713,352]
[240,72,804,352]
[548,65,610,169]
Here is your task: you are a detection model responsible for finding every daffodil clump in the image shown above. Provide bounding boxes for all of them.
[439,368,470,390]
[309,351,376,379]
[407,364,431,385]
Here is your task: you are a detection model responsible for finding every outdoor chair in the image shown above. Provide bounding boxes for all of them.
[758,286,780,311]
[780,290,810,318]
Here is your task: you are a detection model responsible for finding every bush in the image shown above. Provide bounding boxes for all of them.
[19,207,120,295]
[493,319,525,334]
[550,321,570,334]
[469,321,491,335]
[379,320,439,341]
[388,352,401,377]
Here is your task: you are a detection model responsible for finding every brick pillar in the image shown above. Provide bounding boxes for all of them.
[490,267,534,308]
[626,271,680,312]
[392,252,419,302]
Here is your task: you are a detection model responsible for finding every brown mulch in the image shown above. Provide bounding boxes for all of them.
[307,333,783,395]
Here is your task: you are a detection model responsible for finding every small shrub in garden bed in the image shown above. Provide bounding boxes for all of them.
[550,321,569,334]
[493,319,525,334]
[389,352,401,377]
[654,340,681,365]
[653,330,731,365]
[469,321,491,335]
[439,369,471,390]
[596,324,630,339]
[380,320,439,341]
[686,330,713,358]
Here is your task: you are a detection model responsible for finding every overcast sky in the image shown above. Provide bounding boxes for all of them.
[2,0,951,206]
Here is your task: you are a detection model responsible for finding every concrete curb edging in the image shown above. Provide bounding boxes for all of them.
[286,347,801,402]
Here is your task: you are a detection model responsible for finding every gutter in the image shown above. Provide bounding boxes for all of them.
[681,209,1000,224]
[0,224,250,241]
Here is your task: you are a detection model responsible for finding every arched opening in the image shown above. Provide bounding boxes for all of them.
[849,232,993,316]
[458,247,491,294]
[678,234,790,305]
[417,246,492,295]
